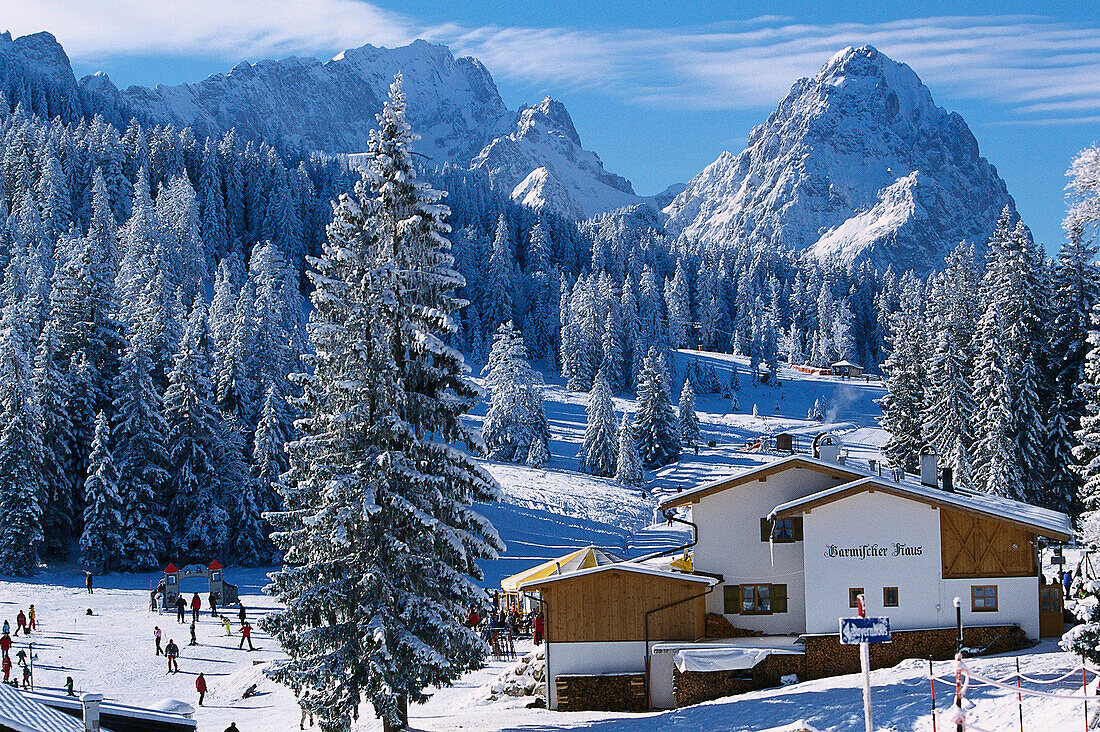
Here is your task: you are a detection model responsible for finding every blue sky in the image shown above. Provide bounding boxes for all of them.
[4,0,1098,249]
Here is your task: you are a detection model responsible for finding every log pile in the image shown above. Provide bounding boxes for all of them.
[554,673,647,712]
[674,653,804,707]
[705,612,765,638]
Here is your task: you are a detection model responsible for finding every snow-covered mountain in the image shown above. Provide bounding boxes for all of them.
[471,97,642,219]
[663,45,1015,273]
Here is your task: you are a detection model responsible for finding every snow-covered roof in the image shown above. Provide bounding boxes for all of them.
[660,455,867,510]
[0,683,100,732]
[501,546,621,592]
[770,476,1072,540]
[518,561,715,589]
[831,360,861,368]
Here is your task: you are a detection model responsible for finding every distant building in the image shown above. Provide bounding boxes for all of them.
[830,360,863,377]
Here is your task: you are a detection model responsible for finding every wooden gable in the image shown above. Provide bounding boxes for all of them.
[536,569,707,643]
[940,507,1036,579]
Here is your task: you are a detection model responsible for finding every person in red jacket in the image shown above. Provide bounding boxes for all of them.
[195,672,207,706]
[0,632,11,659]
[533,613,545,645]
[2,655,10,683]
[190,593,201,623]
[238,621,254,651]
[13,611,26,637]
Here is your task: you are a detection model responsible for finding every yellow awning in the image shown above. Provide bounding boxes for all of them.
[500,546,604,592]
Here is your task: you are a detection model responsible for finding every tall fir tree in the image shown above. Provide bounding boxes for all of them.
[634,348,681,468]
[678,377,700,447]
[481,322,549,463]
[262,75,502,732]
[879,273,926,472]
[615,413,644,486]
[79,411,123,572]
[579,369,619,477]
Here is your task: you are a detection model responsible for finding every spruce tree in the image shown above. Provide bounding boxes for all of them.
[482,322,549,462]
[0,295,44,575]
[112,333,170,570]
[878,273,926,472]
[615,414,643,486]
[579,369,619,477]
[263,75,502,732]
[635,348,681,468]
[678,377,700,447]
[79,411,123,572]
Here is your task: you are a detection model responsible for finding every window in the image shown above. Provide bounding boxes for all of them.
[849,588,864,608]
[883,587,899,608]
[760,516,803,543]
[972,585,998,612]
[1040,587,1061,613]
[728,584,788,614]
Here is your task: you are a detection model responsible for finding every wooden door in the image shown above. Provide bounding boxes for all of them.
[1039,581,1064,638]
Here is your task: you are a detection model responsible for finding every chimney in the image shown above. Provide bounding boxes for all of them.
[919,446,938,488]
[81,693,103,732]
[942,466,954,493]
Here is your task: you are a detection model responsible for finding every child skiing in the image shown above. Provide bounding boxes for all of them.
[221,616,232,635]
[27,605,35,631]
[189,621,197,646]
[239,621,254,651]
[65,676,74,696]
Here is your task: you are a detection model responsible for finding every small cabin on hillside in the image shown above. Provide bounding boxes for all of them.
[830,360,863,378]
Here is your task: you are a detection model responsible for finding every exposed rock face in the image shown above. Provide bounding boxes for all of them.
[663,45,1015,273]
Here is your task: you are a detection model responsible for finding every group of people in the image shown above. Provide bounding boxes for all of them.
[465,604,545,661]
[0,606,37,689]
[154,593,260,711]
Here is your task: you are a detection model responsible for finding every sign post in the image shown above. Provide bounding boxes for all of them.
[840,595,891,732]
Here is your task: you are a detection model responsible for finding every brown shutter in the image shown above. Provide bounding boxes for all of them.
[760,517,772,542]
[723,585,739,614]
[792,517,804,541]
[771,584,788,613]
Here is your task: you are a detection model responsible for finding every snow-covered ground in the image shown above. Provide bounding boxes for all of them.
[26,351,1089,731]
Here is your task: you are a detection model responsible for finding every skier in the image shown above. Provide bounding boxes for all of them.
[14,610,26,636]
[2,656,9,683]
[15,649,26,668]
[238,605,247,625]
[189,620,197,646]
[165,639,179,673]
[533,612,544,645]
[224,724,240,732]
[1,620,8,636]
[65,676,74,696]
[209,591,218,618]
[239,621,254,651]
[154,626,163,655]
[0,632,10,659]
[21,662,30,689]
[27,605,35,631]
[195,672,207,706]
[221,616,232,635]
[191,593,201,623]
[300,690,315,729]
[175,595,186,624]
[85,571,93,594]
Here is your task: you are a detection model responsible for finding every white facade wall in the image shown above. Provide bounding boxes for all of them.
[801,490,1040,638]
[692,466,847,634]
[546,641,647,709]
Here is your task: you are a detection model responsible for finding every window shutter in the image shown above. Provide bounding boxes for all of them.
[792,517,804,541]
[771,584,788,613]
[760,518,772,542]
[724,585,739,614]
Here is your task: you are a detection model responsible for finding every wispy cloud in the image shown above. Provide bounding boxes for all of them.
[2,3,1098,124]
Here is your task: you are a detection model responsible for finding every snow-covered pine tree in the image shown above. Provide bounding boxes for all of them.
[163,297,229,558]
[487,214,514,329]
[482,321,549,462]
[79,411,123,572]
[878,273,926,472]
[921,244,978,488]
[112,332,170,570]
[678,377,700,447]
[526,435,550,468]
[1076,304,1100,541]
[0,290,45,575]
[615,413,643,486]
[263,74,502,732]
[635,348,681,468]
[579,369,619,477]
[34,322,74,558]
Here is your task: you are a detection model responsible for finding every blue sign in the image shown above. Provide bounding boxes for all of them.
[839,617,892,645]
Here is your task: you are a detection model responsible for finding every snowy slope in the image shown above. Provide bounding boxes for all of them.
[664,45,1015,274]
[471,97,643,219]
